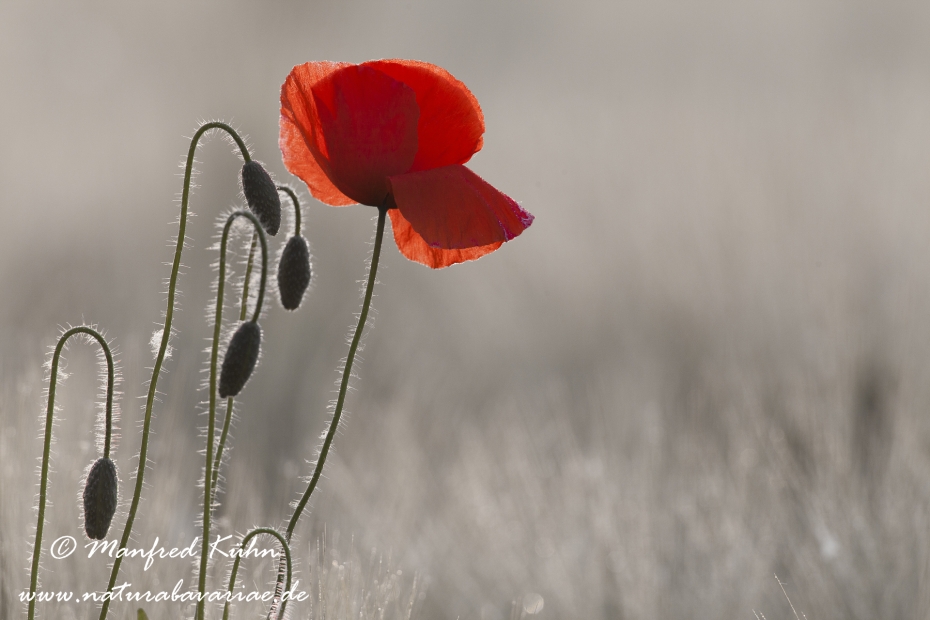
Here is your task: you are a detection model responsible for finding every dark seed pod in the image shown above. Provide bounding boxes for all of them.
[241,161,281,236]
[277,235,312,311]
[219,321,261,398]
[83,457,118,540]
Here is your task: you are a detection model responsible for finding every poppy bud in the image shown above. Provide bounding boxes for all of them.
[219,321,261,398]
[83,457,118,540]
[277,235,312,311]
[241,161,281,236]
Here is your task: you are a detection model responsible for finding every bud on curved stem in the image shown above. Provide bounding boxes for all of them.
[211,229,258,509]
[275,186,312,311]
[197,209,268,620]
[99,121,253,620]
[29,326,116,620]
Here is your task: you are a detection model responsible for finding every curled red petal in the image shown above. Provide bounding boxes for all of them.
[365,59,484,172]
[389,208,503,269]
[313,64,419,206]
[280,61,355,206]
[389,164,533,250]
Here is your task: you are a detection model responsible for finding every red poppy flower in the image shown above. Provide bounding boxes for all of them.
[279,59,534,268]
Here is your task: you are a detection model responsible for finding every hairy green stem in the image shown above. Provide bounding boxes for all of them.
[239,234,259,322]
[222,528,292,620]
[288,205,385,535]
[197,211,268,620]
[211,230,258,508]
[29,326,114,620]
[276,186,302,236]
[269,205,387,619]
[99,122,250,620]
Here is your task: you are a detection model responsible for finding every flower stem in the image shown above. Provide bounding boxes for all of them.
[277,186,302,236]
[197,211,268,620]
[289,204,385,533]
[211,230,258,507]
[271,204,387,619]
[221,528,292,620]
[239,233,260,321]
[98,122,250,620]
[29,326,114,620]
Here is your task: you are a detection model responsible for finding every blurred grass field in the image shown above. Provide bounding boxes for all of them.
[5,0,930,618]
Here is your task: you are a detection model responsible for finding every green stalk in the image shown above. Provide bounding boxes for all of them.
[28,326,114,620]
[270,205,387,619]
[98,122,250,620]
[222,528,292,620]
[211,230,258,508]
[276,186,302,236]
[197,211,267,620]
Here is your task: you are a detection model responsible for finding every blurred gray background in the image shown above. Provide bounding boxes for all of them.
[4,0,930,618]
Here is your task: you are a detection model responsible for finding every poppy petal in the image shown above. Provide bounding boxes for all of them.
[280,61,356,206]
[365,59,484,172]
[389,208,503,269]
[389,164,533,251]
[312,65,419,206]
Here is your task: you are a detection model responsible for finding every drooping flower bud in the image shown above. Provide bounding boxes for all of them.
[277,235,312,311]
[219,321,262,398]
[83,457,118,540]
[241,161,281,236]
